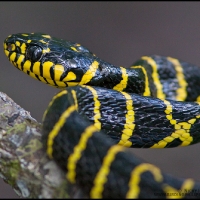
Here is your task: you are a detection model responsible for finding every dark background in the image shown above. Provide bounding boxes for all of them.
[1,1,200,198]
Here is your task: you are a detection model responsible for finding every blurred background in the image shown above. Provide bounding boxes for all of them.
[1,1,200,198]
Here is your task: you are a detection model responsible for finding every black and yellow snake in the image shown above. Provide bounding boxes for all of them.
[3,33,200,198]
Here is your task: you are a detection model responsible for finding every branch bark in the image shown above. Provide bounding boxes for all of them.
[0,91,84,198]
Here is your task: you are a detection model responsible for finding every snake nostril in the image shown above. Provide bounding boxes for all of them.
[7,43,16,52]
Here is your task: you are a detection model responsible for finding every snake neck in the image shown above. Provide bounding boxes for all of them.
[85,58,147,95]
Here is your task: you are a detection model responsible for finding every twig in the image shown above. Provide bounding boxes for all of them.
[0,91,78,198]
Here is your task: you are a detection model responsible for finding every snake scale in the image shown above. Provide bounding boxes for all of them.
[3,33,200,198]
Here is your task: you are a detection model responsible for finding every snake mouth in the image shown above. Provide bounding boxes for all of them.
[21,69,79,88]
[5,51,81,88]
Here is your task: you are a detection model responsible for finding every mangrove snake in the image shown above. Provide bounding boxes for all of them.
[3,33,200,199]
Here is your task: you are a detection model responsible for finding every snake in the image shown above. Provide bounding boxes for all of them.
[3,32,200,198]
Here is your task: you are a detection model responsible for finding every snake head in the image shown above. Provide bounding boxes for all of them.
[4,33,100,88]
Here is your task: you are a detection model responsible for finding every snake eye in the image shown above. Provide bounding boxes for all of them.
[26,45,42,62]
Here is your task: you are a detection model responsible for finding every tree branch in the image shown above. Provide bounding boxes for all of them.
[0,91,85,198]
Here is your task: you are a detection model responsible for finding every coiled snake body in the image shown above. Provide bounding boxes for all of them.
[3,33,200,198]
